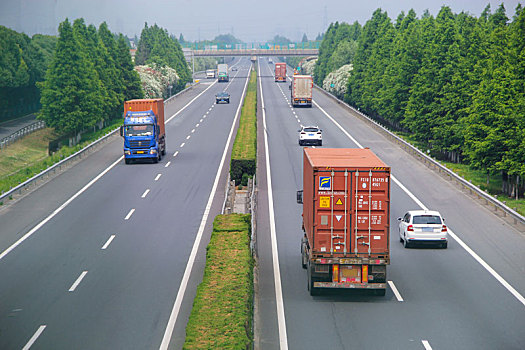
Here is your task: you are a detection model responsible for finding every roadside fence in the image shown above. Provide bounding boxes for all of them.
[0,120,46,149]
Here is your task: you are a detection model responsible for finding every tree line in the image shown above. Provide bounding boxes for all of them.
[0,26,56,120]
[315,4,524,198]
[135,23,192,93]
[39,19,143,136]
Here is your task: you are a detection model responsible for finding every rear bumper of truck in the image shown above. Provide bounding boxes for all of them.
[292,98,312,106]
[314,282,387,289]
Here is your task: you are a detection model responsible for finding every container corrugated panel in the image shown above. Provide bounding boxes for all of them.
[275,63,287,80]
[303,148,390,259]
[124,99,165,137]
[293,75,313,99]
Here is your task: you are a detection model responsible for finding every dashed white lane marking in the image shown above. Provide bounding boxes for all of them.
[422,340,433,350]
[69,271,88,292]
[297,119,301,123]
[199,119,203,123]
[173,151,179,157]
[155,174,162,181]
[191,129,195,133]
[180,143,185,148]
[387,281,404,301]
[141,189,150,198]
[165,161,171,168]
[196,123,200,127]
[22,325,46,350]
[124,208,135,220]
[101,235,116,250]
[186,135,191,140]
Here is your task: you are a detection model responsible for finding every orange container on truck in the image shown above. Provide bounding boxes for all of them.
[297,148,391,296]
[275,62,287,82]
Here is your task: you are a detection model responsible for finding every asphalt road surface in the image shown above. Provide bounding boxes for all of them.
[255,58,525,350]
[0,57,251,350]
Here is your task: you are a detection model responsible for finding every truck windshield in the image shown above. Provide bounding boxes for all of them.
[125,124,154,137]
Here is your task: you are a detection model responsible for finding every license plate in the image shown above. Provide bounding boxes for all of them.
[136,151,144,154]
[308,133,314,136]
[422,227,433,232]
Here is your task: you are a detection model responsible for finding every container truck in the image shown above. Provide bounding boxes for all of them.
[297,148,391,296]
[217,63,229,82]
[275,62,287,82]
[120,99,166,164]
[291,75,313,107]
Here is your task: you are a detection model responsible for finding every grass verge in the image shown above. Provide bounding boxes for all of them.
[183,214,253,350]
[0,118,123,196]
[231,69,257,185]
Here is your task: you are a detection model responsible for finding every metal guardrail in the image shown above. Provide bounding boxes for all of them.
[314,84,525,229]
[0,82,200,204]
[0,120,45,149]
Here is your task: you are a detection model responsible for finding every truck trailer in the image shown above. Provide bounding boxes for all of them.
[120,99,166,164]
[298,148,391,296]
[275,62,287,82]
[217,64,229,82]
[291,75,313,107]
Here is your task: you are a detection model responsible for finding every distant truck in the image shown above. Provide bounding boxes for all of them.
[297,148,391,296]
[206,69,216,78]
[275,62,287,82]
[120,99,166,164]
[291,75,313,107]
[217,64,229,82]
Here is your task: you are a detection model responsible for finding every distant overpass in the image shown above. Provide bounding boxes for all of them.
[181,42,319,57]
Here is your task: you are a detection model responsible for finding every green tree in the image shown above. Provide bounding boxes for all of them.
[116,34,143,101]
[39,19,104,135]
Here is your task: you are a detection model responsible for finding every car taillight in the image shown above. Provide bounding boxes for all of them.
[442,225,447,232]
[407,225,414,232]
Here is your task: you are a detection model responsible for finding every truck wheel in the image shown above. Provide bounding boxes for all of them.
[373,289,386,296]
[301,240,307,269]
[161,145,166,156]
[441,242,448,249]
[307,261,321,296]
[153,155,159,163]
[125,158,131,165]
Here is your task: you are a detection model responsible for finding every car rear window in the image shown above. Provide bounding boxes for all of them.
[413,215,442,224]
[304,128,318,132]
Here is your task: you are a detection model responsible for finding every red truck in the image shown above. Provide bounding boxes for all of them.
[297,148,391,296]
[274,62,287,82]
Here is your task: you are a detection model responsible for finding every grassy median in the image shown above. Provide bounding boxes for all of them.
[230,69,257,185]
[183,214,253,349]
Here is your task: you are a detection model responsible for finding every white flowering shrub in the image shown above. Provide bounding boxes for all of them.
[135,64,179,99]
[323,64,353,99]
[300,58,317,76]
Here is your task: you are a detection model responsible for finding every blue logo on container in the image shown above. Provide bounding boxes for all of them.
[319,176,331,190]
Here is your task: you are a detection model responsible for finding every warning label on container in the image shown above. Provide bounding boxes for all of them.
[319,196,331,208]
[336,198,343,205]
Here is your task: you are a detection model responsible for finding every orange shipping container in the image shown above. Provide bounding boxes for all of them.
[123,99,165,138]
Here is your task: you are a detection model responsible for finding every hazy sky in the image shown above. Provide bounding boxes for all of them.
[0,0,522,41]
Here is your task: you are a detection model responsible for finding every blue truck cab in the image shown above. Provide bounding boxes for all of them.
[119,99,166,164]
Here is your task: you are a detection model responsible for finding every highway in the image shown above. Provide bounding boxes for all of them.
[0,57,251,349]
[255,58,525,350]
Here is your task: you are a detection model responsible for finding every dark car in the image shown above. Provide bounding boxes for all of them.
[216,92,230,104]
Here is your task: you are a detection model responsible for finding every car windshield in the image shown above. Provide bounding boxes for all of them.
[413,215,442,224]
[125,124,154,137]
[304,127,318,132]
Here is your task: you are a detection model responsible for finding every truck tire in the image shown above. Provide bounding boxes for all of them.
[125,158,131,165]
[373,289,386,296]
[153,155,159,163]
[307,261,321,296]
[301,239,307,269]
[161,144,166,156]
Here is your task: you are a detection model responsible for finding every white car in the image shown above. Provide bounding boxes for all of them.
[398,210,448,248]
[298,125,322,146]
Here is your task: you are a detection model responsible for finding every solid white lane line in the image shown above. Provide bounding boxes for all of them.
[155,174,162,181]
[166,80,217,123]
[173,151,179,157]
[422,340,433,350]
[22,325,46,350]
[314,98,525,307]
[387,281,404,302]
[180,143,185,148]
[141,189,150,198]
[101,235,116,250]
[69,271,88,292]
[0,156,123,261]
[186,135,191,140]
[258,59,289,350]
[165,161,171,168]
[159,62,253,350]
[124,208,135,220]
